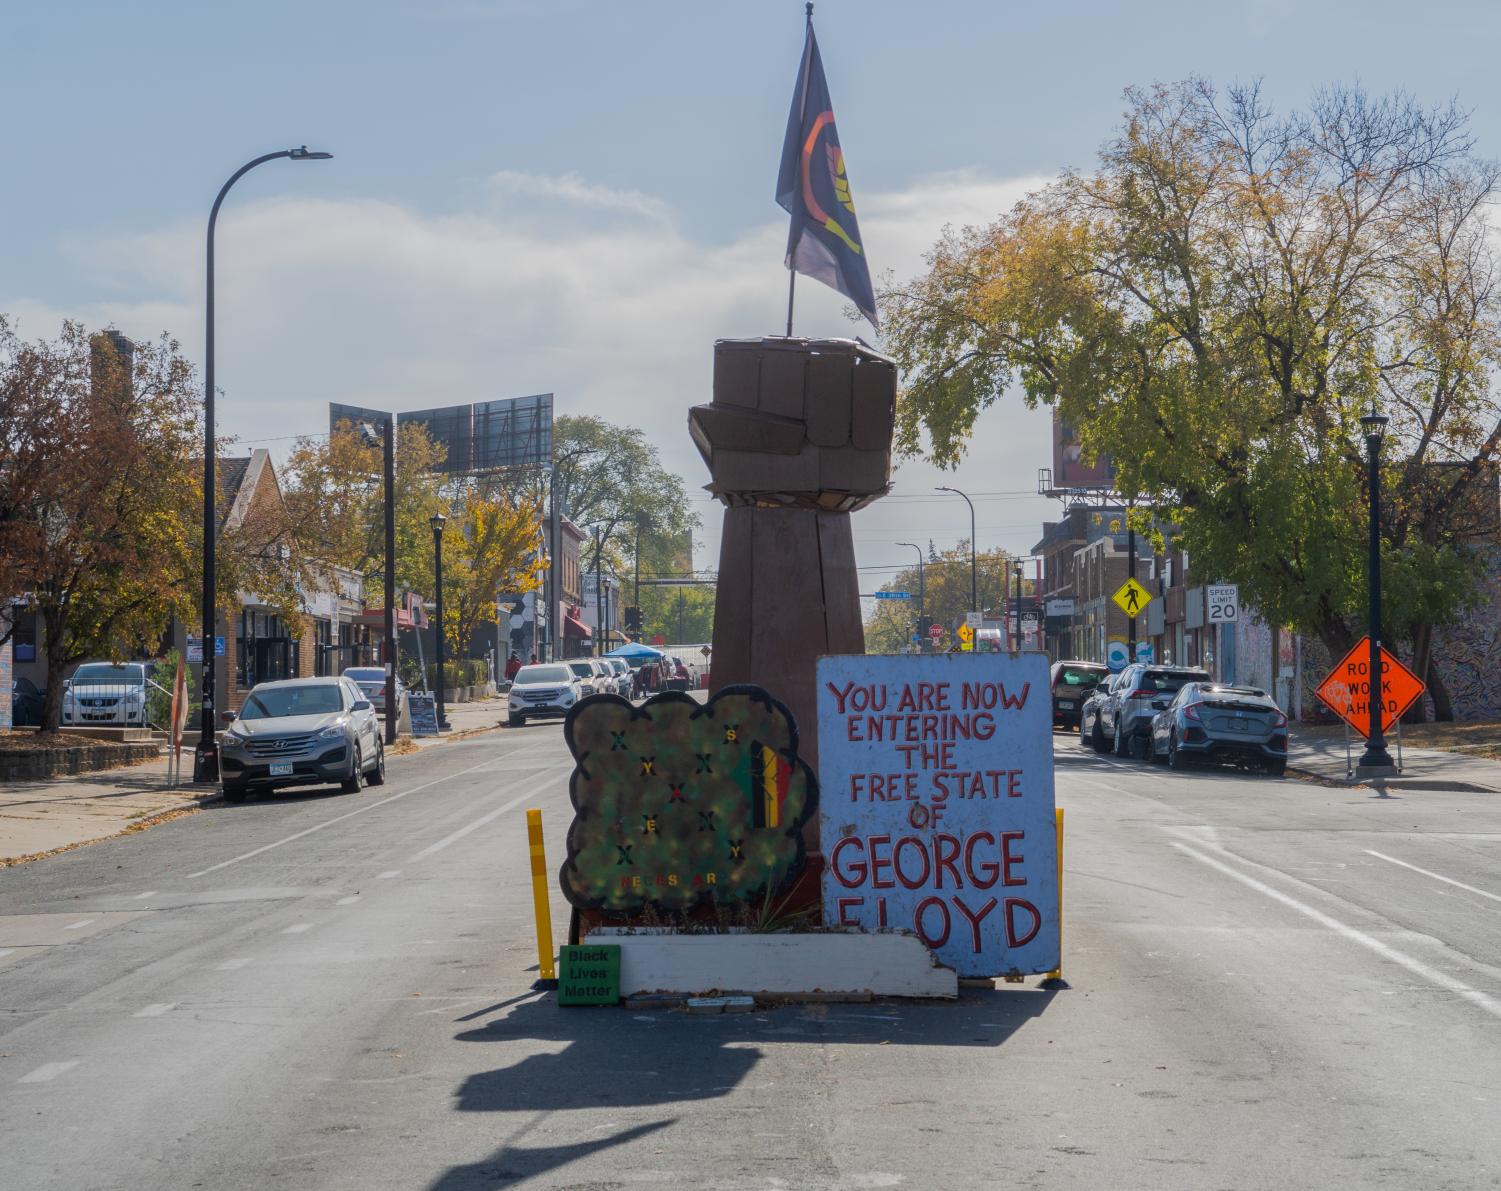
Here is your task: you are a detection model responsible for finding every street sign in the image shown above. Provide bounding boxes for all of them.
[957,624,975,645]
[1105,637,1130,672]
[186,638,203,663]
[652,633,667,646]
[700,645,712,658]
[1045,598,1075,617]
[1207,584,1240,623]
[928,624,943,640]
[1111,578,1152,618]
[965,611,983,629]
[817,653,1060,977]
[558,943,621,1007]
[874,591,913,600]
[408,692,439,737]
[213,636,226,657]
[1316,637,1426,738]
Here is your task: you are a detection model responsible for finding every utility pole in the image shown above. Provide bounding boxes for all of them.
[1126,504,1137,661]
[898,542,924,653]
[594,525,605,658]
[382,413,397,746]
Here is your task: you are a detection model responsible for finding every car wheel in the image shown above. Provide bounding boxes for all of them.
[341,745,364,794]
[1091,718,1109,753]
[1079,715,1092,748]
[1266,759,1286,778]
[367,738,386,786]
[1151,735,1169,765]
[1168,732,1190,771]
[1113,721,1130,757]
[222,781,249,804]
[508,712,525,728]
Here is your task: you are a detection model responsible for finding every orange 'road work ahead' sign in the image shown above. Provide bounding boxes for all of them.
[1315,637,1426,738]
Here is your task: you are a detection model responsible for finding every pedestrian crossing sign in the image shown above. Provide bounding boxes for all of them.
[1112,577,1152,618]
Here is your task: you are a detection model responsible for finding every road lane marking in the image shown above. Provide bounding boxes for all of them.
[183,745,551,879]
[1364,849,1501,905]
[133,891,157,900]
[134,1003,175,1017]
[64,919,95,930]
[336,895,361,906]
[282,923,313,934]
[376,870,401,880]
[0,949,14,958]
[407,769,570,863]
[1172,842,1501,1021]
[19,1061,78,1084]
[217,958,251,970]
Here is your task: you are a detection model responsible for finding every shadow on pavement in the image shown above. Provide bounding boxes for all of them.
[430,985,1057,1188]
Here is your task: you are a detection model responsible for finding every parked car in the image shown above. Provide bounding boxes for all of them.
[604,658,633,698]
[667,657,693,692]
[566,659,602,696]
[508,663,584,727]
[1050,660,1108,730]
[218,676,384,803]
[590,659,617,695]
[1151,683,1289,775]
[342,666,405,714]
[11,676,43,726]
[61,661,152,727]
[1097,663,1212,759]
[1079,670,1128,751]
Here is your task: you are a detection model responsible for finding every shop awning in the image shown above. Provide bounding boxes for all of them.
[563,612,593,639]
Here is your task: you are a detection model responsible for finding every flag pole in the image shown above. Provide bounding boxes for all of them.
[785,1,814,339]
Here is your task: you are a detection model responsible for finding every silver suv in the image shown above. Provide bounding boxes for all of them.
[1098,664,1211,759]
[218,677,384,803]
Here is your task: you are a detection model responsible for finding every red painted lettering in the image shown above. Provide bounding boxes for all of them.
[952,895,998,953]
[893,836,931,890]
[1004,897,1041,947]
[914,896,951,949]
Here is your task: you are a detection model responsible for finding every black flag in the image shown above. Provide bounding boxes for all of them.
[775,19,878,330]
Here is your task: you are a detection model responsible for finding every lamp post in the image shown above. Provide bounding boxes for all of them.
[194,146,331,784]
[897,542,924,652]
[936,486,978,616]
[1013,560,1024,651]
[1358,406,1394,771]
[430,512,449,731]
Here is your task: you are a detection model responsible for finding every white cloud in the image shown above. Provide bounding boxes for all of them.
[4,168,1059,586]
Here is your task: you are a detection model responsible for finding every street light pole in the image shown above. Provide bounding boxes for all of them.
[430,512,449,731]
[195,147,331,784]
[382,414,397,746]
[1358,407,1394,771]
[936,486,978,615]
[1013,560,1024,651]
[897,542,924,652]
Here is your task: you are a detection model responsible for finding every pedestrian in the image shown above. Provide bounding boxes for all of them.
[504,652,521,682]
[529,653,538,664]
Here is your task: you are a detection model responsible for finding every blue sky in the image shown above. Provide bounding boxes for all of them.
[7,0,1501,599]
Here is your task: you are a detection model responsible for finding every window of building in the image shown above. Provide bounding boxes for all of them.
[313,618,334,677]
[237,609,296,690]
[11,610,37,663]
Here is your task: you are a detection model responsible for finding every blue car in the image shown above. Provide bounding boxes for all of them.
[1150,682,1289,776]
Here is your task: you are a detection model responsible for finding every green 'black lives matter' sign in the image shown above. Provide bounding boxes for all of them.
[558,944,621,1006]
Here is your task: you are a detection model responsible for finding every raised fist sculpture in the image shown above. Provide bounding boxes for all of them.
[689,336,896,781]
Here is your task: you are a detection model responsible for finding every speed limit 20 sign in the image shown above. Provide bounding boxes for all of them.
[1206,584,1240,623]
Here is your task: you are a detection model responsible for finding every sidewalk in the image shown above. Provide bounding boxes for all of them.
[1287,729,1501,793]
[0,698,514,866]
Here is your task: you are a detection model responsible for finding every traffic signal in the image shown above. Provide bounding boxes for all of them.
[624,606,643,632]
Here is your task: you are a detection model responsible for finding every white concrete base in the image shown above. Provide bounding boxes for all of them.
[591,930,958,1000]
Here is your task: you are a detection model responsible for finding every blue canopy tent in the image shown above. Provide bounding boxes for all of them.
[606,642,664,660]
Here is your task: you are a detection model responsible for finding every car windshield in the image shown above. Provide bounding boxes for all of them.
[1138,670,1208,693]
[1058,665,1105,687]
[567,662,594,678]
[240,684,344,720]
[518,665,572,684]
[344,668,385,684]
[72,663,144,686]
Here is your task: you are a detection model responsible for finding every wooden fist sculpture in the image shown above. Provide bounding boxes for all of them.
[689,337,896,778]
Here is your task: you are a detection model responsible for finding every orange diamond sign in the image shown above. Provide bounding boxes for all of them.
[1316,636,1426,738]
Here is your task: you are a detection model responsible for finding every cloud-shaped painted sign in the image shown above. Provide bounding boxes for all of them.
[560,686,818,914]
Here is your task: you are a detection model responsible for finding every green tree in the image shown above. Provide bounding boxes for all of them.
[882,81,1501,714]
[639,583,715,645]
[863,543,1026,654]
[0,320,201,731]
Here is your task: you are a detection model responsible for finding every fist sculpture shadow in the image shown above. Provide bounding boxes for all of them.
[689,337,896,793]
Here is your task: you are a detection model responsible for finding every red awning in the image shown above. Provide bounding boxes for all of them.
[563,612,593,639]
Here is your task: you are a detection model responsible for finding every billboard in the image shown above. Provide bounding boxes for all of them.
[329,394,553,474]
[1052,410,1113,489]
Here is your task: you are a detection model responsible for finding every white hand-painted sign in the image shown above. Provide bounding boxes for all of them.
[816,653,1059,978]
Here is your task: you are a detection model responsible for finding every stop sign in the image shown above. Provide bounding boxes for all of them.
[928,624,943,640]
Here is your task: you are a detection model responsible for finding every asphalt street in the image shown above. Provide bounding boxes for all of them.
[3,719,1500,1189]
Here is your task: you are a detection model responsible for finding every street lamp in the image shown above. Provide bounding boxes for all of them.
[1358,405,1394,771]
[897,542,924,652]
[1013,559,1025,651]
[431,512,449,732]
[935,486,978,616]
[195,146,332,783]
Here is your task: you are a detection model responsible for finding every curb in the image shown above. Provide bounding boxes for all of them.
[1286,765,1501,794]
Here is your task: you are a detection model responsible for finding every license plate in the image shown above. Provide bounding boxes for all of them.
[1057,698,1075,707]
[269,762,293,776]
[1232,719,1248,732]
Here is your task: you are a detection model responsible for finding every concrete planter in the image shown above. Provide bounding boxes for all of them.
[0,740,162,783]
[591,929,957,999]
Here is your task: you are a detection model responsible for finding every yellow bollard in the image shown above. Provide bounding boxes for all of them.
[1043,807,1064,984]
[526,809,557,984]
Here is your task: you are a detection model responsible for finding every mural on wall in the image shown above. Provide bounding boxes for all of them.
[1431,548,1501,721]
[559,686,818,914]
